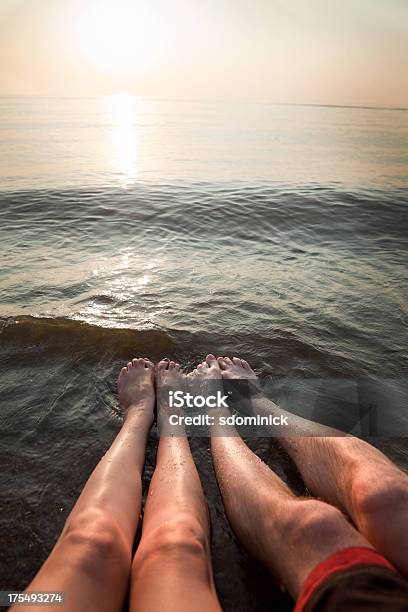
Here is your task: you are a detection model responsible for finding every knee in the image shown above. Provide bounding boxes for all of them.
[134,515,208,571]
[62,510,131,574]
[352,474,408,531]
[286,499,347,548]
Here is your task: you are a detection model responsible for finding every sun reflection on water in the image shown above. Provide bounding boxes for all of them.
[82,250,158,328]
[104,94,142,187]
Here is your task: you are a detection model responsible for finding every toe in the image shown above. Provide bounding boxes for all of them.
[175,363,181,371]
[146,360,155,369]
[169,361,176,369]
[218,357,227,370]
[127,361,133,370]
[119,366,127,378]
[206,354,217,366]
[158,359,169,371]
[232,357,242,366]
[197,363,203,370]
[241,359,252,370]
[224,357,233,365]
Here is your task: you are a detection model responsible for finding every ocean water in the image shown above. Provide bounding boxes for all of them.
[0,96,407,610]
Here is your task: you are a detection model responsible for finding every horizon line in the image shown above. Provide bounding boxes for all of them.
[0,94,406,112]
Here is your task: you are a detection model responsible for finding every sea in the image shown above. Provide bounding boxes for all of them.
[0,96,407,610]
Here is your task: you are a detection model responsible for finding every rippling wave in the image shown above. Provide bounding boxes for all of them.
[1,183,407,377]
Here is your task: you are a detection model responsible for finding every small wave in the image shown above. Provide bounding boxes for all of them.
[0,315,355,378]
[1,184,407,248]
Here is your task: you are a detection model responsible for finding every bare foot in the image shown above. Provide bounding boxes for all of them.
[187,354,227,412]
[217,356,258,381]
[187,354,223,393]
[217,356,262,417]
[218,356,261,391]
[156,359,186,434]
[187,355,235,437]
[188,354,222,380]
[156,358,184,386]
[118,358,155,421]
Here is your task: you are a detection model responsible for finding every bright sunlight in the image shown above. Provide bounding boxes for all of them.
[79,0,164,76]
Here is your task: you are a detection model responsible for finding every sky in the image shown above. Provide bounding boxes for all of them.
[0,0,407,107]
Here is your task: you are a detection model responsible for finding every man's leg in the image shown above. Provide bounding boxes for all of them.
[190,356,371,598]
[218,356,408,577]
[18,358,155,612]
[282,435,408,577]
[130,360,221,612]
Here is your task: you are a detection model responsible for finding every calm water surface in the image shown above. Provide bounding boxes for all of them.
[0,97,407,610]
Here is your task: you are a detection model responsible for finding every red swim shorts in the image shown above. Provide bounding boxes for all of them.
[294,546,408,612]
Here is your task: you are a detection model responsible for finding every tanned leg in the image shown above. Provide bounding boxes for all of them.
[16,358,155,612]
[130,359,221,612]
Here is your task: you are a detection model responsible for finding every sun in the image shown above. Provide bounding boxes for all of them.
[79,0,163,76]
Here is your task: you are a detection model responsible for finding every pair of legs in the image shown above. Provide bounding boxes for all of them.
[197,354,408,599]
[21,358,221,612]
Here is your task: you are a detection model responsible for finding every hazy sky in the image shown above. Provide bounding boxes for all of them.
[0,0,407,107]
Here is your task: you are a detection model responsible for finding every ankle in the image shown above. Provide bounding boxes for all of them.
[124,401,154,425]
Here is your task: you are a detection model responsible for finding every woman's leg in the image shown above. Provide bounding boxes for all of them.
[130,360,221,612]
[18,358,155,612]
